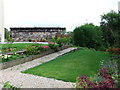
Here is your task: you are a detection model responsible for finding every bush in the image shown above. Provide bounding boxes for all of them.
[48,43,59,51]
[100,11,120,48]
[26,45,40,55]
[56,36,72,47]
[73,23,104,50]
[77,68,116,88]
[51,37,56,42]
[56,37,63,47]
[26,44,50,55]
[76,55,119,88]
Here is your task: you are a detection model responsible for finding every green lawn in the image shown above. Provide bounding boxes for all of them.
[23,48,111,82]
[1,43,47,53]
[1,43,47,49]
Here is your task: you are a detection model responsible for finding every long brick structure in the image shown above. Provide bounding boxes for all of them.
[10,27,66,42]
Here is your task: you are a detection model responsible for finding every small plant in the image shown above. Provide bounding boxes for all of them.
[1,54,11,62]
[51,37,56,43]
[56,37,63,47]
[3,81,20,89]
[26,45,40,55]
[1,52,21,63]
[48,43,59,51]
[56,37,71,47]
[7,34,14,49]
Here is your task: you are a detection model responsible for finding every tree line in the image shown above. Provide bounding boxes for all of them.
[73,10,120,50]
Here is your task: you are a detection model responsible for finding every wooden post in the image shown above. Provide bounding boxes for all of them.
[0,0,4,43]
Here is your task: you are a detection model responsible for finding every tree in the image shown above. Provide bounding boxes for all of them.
[73,23,103,50]
[100,10,120,47]
[4,28,10,41]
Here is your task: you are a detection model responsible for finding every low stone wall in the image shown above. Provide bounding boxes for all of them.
[0,46,71,70]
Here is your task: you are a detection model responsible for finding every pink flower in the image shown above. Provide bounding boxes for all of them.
[7,53,12,55]
[43,46,49,49]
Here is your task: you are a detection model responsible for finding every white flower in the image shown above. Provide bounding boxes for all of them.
[2,55,11,59]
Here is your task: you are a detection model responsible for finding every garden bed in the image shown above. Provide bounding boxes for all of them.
[0,46,71,70]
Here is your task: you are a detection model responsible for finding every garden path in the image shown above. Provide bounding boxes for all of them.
[0,47,77,88]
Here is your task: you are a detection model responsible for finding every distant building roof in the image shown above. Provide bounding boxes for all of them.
[10,27,66,32]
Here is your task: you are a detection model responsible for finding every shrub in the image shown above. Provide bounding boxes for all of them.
[77,68,117,88]
[26,45,40,55]
[48,43,59,51]
[26,44,50,54]
[56,37,71,47]
[73,23,104,50]
[56,37,63,47]
[76,55,119,88]
[51,37,56,42]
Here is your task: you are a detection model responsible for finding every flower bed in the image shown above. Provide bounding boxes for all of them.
[0,37,72,70]
[0,46,71,70]
[76,54,119,88]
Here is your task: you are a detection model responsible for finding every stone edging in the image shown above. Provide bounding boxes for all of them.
[0,46,71,70]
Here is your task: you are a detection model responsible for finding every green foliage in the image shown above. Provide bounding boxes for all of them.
[0,53,28,63]
[25,44,49,55]
[48,43,59,51]
[56,37,63,47]
[4,28,11,41]
[76,54,119,88]
[56,37,70,47]
[73,23,104,50]
[51,37,56,42]
[62,37,68,45]
[3,81,20,89]
[100,10,120,47]
[26,45,40,55]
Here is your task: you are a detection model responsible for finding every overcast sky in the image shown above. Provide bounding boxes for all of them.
[4,0,120,31]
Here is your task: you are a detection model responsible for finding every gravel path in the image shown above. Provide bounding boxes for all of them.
[0,48,77,89]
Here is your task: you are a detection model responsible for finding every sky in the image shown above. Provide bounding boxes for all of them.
[4,0,120,31]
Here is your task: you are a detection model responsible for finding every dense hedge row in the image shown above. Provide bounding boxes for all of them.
[73,23,104,50]
[73,11,120,50]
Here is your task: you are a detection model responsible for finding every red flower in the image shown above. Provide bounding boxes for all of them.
[8,48,11,51]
